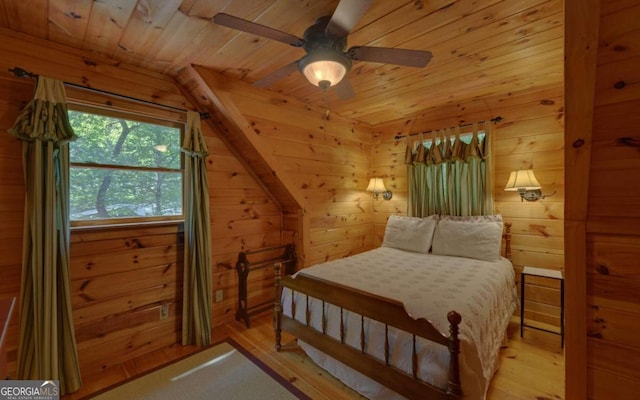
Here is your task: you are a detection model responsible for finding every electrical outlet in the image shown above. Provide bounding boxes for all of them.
[215,289,223,303]
[159,304,169,320]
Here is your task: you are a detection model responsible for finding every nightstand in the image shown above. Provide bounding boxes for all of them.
[520,266,564,347]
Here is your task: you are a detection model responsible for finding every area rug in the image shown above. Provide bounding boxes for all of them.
[90,338,310,400]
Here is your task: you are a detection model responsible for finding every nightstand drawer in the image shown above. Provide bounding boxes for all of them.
[520,266,564,347]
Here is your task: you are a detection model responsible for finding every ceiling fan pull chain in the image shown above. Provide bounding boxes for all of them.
[322,90,331,122]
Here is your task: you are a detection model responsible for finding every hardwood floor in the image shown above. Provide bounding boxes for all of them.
[65,315,564,399]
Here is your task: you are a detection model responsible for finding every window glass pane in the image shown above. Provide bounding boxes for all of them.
[68,110,181,169]
[70,167,182,220]
[67,107,183,224]
[458,132,485,144]
[419,131,485,149]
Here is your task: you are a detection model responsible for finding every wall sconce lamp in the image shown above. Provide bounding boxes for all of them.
[367,178,393,200]
[504,169,555,201]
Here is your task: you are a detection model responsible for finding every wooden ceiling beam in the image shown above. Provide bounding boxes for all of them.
[178,64,306,214]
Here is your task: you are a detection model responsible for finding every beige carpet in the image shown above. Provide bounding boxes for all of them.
[90,339,309,400]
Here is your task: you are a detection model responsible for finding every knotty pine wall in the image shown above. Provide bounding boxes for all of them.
[231,93,376,267]
[0,74,25,382]
[585,2,640,395]
[371,84,565,329]
[181,71,377,268]
[0,29,284,379]
[565,0,640,398]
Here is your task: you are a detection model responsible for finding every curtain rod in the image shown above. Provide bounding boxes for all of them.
[393,116,503,140]
[8,66,211,119]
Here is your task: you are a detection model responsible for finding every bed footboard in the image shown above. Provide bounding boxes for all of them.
[274,264,462,400]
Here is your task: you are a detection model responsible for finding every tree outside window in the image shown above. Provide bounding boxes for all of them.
[68,108,183,224]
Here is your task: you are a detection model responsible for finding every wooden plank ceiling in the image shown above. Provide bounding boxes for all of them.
[0,0,563,127]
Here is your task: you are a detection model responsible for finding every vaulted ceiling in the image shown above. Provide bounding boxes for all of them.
[0,0,563,126]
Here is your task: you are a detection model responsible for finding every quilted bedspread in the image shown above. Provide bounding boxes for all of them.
[282,247,518,399]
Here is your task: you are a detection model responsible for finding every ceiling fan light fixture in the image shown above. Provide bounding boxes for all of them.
[299,51,351,89]
[214,1,433,97]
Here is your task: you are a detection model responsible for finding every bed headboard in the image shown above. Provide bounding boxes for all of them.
[503,222,512,261]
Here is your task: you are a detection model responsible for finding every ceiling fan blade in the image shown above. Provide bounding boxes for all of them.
[325,0,374,39]
[349,46,433,67]
[213,13,305,47]
[253,61,300,88]
[333,76,355,99]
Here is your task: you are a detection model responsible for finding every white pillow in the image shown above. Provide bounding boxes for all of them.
[431,215,503,261]
[439,214,503,223]
[382,215,438,253]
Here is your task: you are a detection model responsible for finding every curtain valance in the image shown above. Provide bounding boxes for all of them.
[405,123,494,217]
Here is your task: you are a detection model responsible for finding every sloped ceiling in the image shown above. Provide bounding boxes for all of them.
[0,0,563,126]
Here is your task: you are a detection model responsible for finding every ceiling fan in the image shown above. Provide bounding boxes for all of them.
[213,0,432,99]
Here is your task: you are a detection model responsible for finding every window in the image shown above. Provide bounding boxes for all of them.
[68,107,183,225]
[406,127,490,217]
[416,131,487,189]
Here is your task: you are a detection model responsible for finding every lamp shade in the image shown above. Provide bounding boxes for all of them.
[504,169,541,191]
[366,178,387,193]
[299,50,351,89]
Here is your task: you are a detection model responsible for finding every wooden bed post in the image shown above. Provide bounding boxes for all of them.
[274,262,283,351]
[504,222,512,262]
[446,311,462,399]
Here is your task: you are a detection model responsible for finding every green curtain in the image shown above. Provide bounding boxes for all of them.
[9,77,82,394]
[406,123,493,217]
[181,111,212,346]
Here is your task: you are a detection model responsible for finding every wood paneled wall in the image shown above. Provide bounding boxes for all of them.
[238,90,373,266]
[231,90,376,267]
[206,125,284,327]
[371,84,565,329]
[70,223,184,375]
[566,0,640,398]
[180,68,377,268]
[0,29,284,379]
[0,75,27,383]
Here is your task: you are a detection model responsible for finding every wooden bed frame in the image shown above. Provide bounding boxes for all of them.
[274,223,512,400]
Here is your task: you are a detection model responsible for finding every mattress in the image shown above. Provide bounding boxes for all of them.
[281,247,518,400]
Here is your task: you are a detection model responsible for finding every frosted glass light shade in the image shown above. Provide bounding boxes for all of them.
[299,51,351,89]
[504,169,541,191]
[302,60,347,87]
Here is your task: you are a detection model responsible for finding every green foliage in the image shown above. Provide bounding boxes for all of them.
[68,110,183,221]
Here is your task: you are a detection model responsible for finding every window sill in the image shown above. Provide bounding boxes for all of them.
[70,219,184,233]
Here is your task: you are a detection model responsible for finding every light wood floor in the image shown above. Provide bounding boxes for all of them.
[65,315,565,399]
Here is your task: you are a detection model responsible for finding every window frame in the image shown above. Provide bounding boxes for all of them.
[68,103,185,228]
